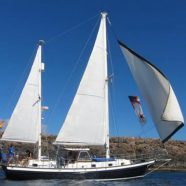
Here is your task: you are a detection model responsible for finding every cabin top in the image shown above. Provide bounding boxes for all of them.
[63,148,90,151]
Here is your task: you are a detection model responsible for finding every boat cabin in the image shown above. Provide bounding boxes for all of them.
[57,148,91,166]
[65,148,91,162]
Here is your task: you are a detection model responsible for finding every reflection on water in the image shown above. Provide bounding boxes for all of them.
[0,169,186,186]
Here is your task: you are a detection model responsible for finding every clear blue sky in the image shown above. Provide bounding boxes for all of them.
[0,0,185,141]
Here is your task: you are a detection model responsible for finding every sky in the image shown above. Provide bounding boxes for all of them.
[0,0,186,141]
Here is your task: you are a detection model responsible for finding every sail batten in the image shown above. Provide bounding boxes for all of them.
[55,14,107,146]
[1,46,42,144]
[118,40,184,142]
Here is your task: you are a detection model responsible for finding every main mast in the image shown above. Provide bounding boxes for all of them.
[101,12,110,158]
[38,40,45,160]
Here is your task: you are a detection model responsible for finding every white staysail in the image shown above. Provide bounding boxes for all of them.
[1,45,42,143]
[55,13,108,146]
[119,41,184,142]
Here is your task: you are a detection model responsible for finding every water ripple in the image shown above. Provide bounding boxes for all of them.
[0,170,186,186]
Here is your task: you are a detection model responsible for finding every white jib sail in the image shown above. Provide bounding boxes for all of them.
[119,41,184,142]
[55,14,108,146]
[1,45,42,143]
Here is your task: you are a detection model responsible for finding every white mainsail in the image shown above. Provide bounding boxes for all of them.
[119,41,184,142]
[55,13,108,146]
[1,44,42,143]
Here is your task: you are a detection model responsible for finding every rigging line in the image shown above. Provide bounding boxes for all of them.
[109,87,118,136]
[107,31,119,137]
[107,16,120,42]
[47,16,100,126]
[107,17,157,140]
[144,160,171,177]
[107,16,127,138]
[108,69,118,136]
[46,13,99,43]
[43,132,50,158]
[2,46,37,114]
[137,123,156,138]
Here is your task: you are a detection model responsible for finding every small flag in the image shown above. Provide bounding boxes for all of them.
[129,96,146,125]
[0,120,5,129]
[42,106,49,111]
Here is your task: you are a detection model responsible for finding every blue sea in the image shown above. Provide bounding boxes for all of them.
[0,169,186,186]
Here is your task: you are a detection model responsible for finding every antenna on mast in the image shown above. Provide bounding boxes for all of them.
[38,40,45,46]
[101,12,108,18]
[38,40,45,72]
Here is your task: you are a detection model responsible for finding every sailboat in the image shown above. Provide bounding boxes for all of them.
[1,12,184,180]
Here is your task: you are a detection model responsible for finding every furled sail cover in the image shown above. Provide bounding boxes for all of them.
[119,41,184,142]
[55,15,107,146]
[1,46,41,143]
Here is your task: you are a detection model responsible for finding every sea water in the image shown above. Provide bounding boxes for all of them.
[0,170,186,186]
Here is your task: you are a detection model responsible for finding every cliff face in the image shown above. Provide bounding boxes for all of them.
[0,133,185,169]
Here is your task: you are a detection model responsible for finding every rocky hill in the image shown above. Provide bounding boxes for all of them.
[0,133,186,170]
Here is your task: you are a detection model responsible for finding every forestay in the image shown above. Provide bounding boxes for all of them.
[1,46,42,143]
[55,14,107,146]
[119,41,184,142]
